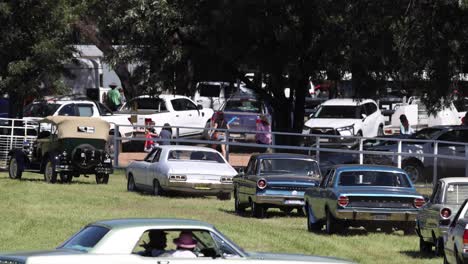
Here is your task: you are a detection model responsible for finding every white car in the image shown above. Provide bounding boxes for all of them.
[126,145,236,200]
[0,218,352,264]
[302,99,385,143]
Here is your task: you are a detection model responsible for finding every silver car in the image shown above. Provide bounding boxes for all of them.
[0,218,353,264]
[126,145,236,200]
[444,199,468,264]
[417,177,468,256]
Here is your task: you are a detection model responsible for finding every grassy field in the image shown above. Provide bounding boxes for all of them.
[0,170,441,264]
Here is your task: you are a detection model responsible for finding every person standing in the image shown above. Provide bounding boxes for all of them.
[399,114,414,135]
[158,123,172,145]
[255,115,272,145]
[212,112,229,158]
[107,83,121,111]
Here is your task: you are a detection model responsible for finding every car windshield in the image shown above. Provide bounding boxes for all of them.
[58,225,109,252]
[224,99,261,113]
[410,128,442,140]
[167,150,225,163]
[259,158,320,177]
[312,105,359,119]
[23,103,60,117]
[445,184,468,204]
[338,171,411,187]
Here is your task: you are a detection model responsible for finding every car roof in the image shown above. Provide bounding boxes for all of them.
[322,98,375,106]
[158,145,222,153]
[252,153,316,160]
[134,94,187,100]
[440,177,468,184]
[92,218,213,230]
[331,164,407,173]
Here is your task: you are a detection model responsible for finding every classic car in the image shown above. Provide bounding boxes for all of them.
[363,126,468,183]
[7,116,113,184]
[417,177,468,256]
[0,218,353,264]
[444,198,468,264]
[233,153,321,218]
[126,145,236,200]
[304,164,425,234]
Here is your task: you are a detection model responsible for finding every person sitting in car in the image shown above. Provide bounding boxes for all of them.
[168,232,198,258]
[140,230,167,257]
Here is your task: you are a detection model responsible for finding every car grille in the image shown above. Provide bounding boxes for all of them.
[309,128,337,135]
[269,186,309,191]
[348,196,414,209]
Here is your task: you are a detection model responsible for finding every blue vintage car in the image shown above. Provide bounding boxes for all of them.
[304,164,425,234]
[233,153,321,218]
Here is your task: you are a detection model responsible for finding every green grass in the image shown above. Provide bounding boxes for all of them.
[0,170,440,264]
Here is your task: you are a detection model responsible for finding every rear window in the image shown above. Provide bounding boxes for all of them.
[167,150,225,163]
[338,171,411,187]
[224,99,261,113]
[445,184,468,204]
[198,84,221,97]
[123,98,166,111]
[59,225,109,252]
[23,103,60,117]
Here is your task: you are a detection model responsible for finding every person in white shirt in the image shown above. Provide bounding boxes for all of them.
[169,232,198,258]
[399,114,415,135]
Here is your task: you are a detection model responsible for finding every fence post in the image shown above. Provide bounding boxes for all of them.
[397,140,402,168]
[315,136,320,164]
[433,142,438,187]
[359,138,364,165]
[465,145,468,177]
[176,127,180,145]
[225,129,230,162]
[114,125,119,168]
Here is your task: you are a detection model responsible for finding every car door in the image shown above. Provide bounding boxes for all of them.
[419,181,443,238]
[183,98,205,134]
[312,169,334,220]
[134,149,159,188]
[171,98,192,135]
[236,157,256,204]
[147,148,163,187]
[361,103,376,136]
[445,199,468,262]
[437,130,468,177]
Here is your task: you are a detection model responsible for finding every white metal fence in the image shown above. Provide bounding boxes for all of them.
[0,118,37,169]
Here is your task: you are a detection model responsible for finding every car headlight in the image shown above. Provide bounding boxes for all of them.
[336,125,354,135]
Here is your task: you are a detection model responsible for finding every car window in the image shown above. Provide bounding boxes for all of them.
[183,99,198,110]
[144,148,159,162]
[365,103,377,115]
[326,171,335,187]
[320,170,333,188]
[23,103,61,117]
[59,225,109,252]
[76,104,94,117]
[167,150,225,163]
[152,148,162,163]
[258,159,320,177]
[430,182,442,204]
[313,105,359,119]
[444,183,468,204]
[58,104,75,116]
[338,171,411,187]
[224,99,261,113]
[211,232,242,258]
[171,99,186,111]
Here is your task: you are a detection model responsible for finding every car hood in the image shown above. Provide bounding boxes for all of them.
[304,118,358,129]
[247,252,352,263]
[336,186,421,197]
[168,162,237,176]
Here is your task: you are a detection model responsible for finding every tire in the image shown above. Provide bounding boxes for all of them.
[8,156,23,180]
[43,158,57,184]
[127,175,136,192]
[217,192,231,200]
[95,173,109,184]
[153,179,162,196]
[60,173,73,184]
[306,205,322,232]
[402,160,423,183]
[419,237,433,254]
[234,189,246,214]
[251,201,266,218]
[435,237,445,257]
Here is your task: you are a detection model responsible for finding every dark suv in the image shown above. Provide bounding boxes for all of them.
[7,116,113,184]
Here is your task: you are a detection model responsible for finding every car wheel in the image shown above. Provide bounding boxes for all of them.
[234,189,246,214]
[95,173,109,184]
[403,161,423,183]
[217,192,231,200]
[251,201,266,219]
[435,237,445,257]
[44,158,57,184]
[8,156,23,180]
[325,210,341,234]
[419,237,433,254]
[127,175,137,192]
[153,180,163,196]
[60,173,73,184]
[306,205,322,232]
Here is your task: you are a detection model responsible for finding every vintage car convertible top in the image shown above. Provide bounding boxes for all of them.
[7,116,113,184]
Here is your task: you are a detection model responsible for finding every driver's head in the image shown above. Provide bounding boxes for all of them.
[148,230,167,249]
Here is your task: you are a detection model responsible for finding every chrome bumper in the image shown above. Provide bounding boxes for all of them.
[335,208,419,222]
[166,181,233,194]
[254,195,305,207]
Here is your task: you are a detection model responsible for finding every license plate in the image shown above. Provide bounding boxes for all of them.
[285,200,304,205]
[373,214,389,220]
[194,184,211,190]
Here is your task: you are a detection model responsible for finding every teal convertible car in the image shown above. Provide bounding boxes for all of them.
[0,218,352,264]
[304,165,425,235]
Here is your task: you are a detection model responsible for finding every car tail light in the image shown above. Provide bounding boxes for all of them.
[384,129,393,135]
[337,196,349,207]
[440,208,452,219]
[414,198,425,208]
[145,118,153,125]
[463,230,468,245]
[257,179,267,189]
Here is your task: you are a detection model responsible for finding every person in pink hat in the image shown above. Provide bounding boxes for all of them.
[169,231,198,258]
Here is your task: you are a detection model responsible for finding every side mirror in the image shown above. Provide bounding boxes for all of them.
[197,104,203,110]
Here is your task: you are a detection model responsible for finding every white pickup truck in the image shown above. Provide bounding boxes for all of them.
[117,94,214,137]
[22,98,134,138]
